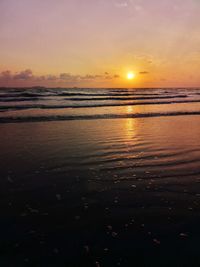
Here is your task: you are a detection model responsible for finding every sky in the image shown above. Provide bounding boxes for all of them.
[0,0,200,88]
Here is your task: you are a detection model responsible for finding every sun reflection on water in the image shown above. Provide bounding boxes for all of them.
[124,106,138,140]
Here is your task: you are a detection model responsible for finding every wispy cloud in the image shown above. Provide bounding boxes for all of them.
[139,71,149,75]
[13,69,33,80]
[114,0,130,8]
[0,69,120,85]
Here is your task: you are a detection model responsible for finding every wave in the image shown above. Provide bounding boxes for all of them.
[67,95,188,101]
[0,92,48,98]
[1,111,200,123]
[0,91,186,98]
[0,97,41,102]
[1,99,200,111]
[0,94,189,103]
[58,92,163,97]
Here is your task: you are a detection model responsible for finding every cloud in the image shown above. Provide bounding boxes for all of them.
[59,73,105,82]
[13,69,33,80]
[139,71,149,75]
[82,74,99,80]
[1,70,12,79]
[58,72,119,81]
[133,54,154,64]
[46,75,57,81]
[0,69,120,85]
[134,5,143,11]
[115,2,128,8]
[60,73,75,80]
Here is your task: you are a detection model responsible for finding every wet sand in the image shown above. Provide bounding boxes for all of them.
[1,116,200,266]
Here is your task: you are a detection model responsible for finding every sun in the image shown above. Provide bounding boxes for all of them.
[127,72,135,80]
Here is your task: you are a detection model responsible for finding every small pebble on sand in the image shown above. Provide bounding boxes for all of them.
[112,232,118,238]
[53,248,59,254]
[180,233,188,238]
[153,239,161,245]
[56,194,61,201]
[84,245,90,253]
[107,225,112,231]
[7,176,14,183]
[95,261,101,267]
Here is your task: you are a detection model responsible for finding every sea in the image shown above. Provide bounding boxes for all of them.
[1,87,200,122]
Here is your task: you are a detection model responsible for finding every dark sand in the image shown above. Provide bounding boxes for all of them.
[1,116,200,266]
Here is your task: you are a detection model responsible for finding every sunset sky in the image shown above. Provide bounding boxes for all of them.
[1,0,200,88]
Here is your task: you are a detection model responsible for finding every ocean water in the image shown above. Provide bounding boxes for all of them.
[1,87,200,122]
[1,88,200,266]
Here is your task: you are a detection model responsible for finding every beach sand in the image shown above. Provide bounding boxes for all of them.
[1,116,200,266]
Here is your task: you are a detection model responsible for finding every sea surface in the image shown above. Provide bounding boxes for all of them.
[1,87,200,122]
[1,87,200,266]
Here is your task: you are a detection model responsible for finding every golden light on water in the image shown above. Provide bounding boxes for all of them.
[127,106,133,113]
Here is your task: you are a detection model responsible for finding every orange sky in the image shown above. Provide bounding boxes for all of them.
[1,0,200,88]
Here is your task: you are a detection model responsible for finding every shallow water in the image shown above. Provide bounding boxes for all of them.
[1,88,200,266]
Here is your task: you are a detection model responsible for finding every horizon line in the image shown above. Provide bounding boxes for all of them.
[1,86,200,90]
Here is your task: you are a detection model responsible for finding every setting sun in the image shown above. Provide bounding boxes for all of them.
[127,72,135,80]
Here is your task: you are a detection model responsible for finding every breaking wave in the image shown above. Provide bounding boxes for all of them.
[1,87,200,122]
